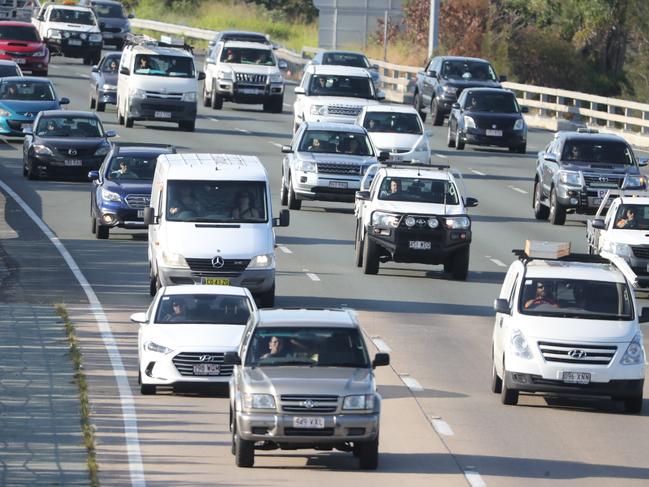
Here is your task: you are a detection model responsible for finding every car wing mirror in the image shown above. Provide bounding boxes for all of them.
[91,65,99,73]
[22,127,33,135]
[128,13,135,19]
[544,153,557,162]
[640,307,649,323]
[372,352,390,368]
[371,64,379,70]
[378,151,390,162]
[120,67,130,75]
[428,70,437,78]
[143,207,156,225]
[281,145,293,153]
[355,190,370,200]
[465,197,479,208]
[493,298,511,315]
[638,157,649,167]
[59,97,70,105]
[376,91,386,101]
[129,312,147,324]
[521,106,529,114]
[294,86,305,95]
[223,351,242,365]
[452,102,461,110]
[105,130,117,138]
[499,74,508,82]
[273,209,290,227]
[591,218,606,229]
[278,60,288,71]
[197,72,206,81]
[88,170,100,180]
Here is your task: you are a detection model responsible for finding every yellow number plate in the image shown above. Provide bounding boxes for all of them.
[202,278,230,285]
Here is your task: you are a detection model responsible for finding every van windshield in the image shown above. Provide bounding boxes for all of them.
[134,54,195,78]
[166,180,268,223]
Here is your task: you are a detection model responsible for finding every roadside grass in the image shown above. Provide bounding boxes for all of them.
[56,304,99,487]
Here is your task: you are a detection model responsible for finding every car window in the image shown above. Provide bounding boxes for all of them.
[36,116,103,137]
[50,8,96,25]
[378,177,460,204]
[133,54,194,78]
[220,47,275,66]
[440,60,497,81]
[0,25,39,42]
[613,204,649,230]
[562,140,634,165]
[93,3,125,18]
[298,130,373,156]
[464,92,518,113]
[308,74,373,99]
[363,112,422,134]
[322,52,369,68]
[100,56,120,73]
[0,80,54,100]
[0,65,20,77]
[107,154,161,180]
[154,294,252,324]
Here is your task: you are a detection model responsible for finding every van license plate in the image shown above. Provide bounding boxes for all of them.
[486,129,502,137]
[193,364,220,375]
[201,277,230,285]
[64,159,82,166]
[293,417,325,429]
[329,181,348,189]
[562,372,591,384]
[68,39,82,46]
[409,240,431,250]
[154,111,171,118]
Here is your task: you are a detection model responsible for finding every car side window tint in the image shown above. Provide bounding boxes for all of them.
[157,190,163,219]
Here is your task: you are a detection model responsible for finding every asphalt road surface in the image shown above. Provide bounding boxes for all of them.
[1,55,648,486]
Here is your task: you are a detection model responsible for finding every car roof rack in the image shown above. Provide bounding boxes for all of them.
[513,249,609,264]
[380,161,450,171]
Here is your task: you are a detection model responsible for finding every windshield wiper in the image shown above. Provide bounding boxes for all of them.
[315,362,365,368]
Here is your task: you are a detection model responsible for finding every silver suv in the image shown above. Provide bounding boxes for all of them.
[225,308,390,469]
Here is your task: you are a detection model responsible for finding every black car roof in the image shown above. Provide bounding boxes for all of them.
[464,88,513,94]
[0,76,52,84]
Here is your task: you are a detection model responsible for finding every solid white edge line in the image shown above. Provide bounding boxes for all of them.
[464,470,486,487]
[431,419,454,436]
[0,181,146,487]
[470,169,486,176]
[508,185,528,194]
[401,376,424,392]
[278,245,292,254]
[370,337,391,353]
[306,272,320,282]
[488,258,507,268]
[283,102,292,108]
[76,72,90,79]
[269,141,283,148]
[236,128,251,134]
[208,117,219,122]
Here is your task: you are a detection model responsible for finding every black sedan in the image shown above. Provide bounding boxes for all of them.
[89,52,120,112]
[22,110,116,180]
[447,88,528,153]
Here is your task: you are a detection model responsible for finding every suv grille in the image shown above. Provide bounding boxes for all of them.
[584,175,624,189]
[235,73,267,84]
[281,394,339,413]
[317,162,361,175]
[185,258,250,272]
[4,51,32,57]
[124,194,150,209]
[632,246,649,259]
[538,341,617,365]
[327,104,362,117]
[171,352,233,376]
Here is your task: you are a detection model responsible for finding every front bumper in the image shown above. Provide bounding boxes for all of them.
[100,31,127,45]
[215,80,284,104]
[292,170,362,202]
[505,371,643,398]
[0,54,48,73]
[28,154,105,178]
[46,38,102,58]
[97,89,117,105]
[463,129,526,148]
[556,185,622,213]
[93,201,147,229]
[129,97,196,123]
[0,116,35,136]
[157,264,275,294]
[140,348,235,386]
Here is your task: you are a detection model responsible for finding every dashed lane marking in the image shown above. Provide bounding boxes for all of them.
[434,153,446,159]
[283,103,292,108]
[236,128,251,134]
[487,256,507,267]
[431,419,454,436]
[278,245,292,254]
[76,72,90,79]
[370,336,391,353]
[306,272,320,282]
[508,185,528,194]
[400,374,424,392]
[464,470,486,487]
[269,141,284,148]
[208,117,219,122]
[470,169,486,176]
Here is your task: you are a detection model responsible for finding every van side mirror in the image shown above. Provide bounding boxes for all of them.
[120,67,130,75]
[223,351,242,365]
[591,218,606,229]
[378,151,390,162]
[198,72,206,80]
[129,312,147,324]
[493,298,511,315]
[143,207,156,225]
[22,126,32,135]
[59,97,70,105]
[281,145,293,154]
[376,91,386,101]
[544,153,557,162]
[371,64,379,70]
[428,70,437,78]
[355,190,370,200]
[273,209,290,227]
[88,170,100,181]
[452,102,461,110]
[465,197,479,208]
[105,130,117,138]
[294,86,305,95]
[372,352,390,368]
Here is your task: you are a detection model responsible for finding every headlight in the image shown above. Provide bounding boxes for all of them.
[89,33,103,42]
[181,91,197,102]
[218,69,233,80]
[100,188,121,202]
[129,88,146,99]
[33,48,47,57]
[310,104,327,116]
[247,253,275,269]
[48,29,61,39]
[94,145,110,156]
[444,216,470,229]
[372,211,399,228]
[80,33,87,40]
[621,334,645,365]
[428,217,439,229]
[464,115,476,129]
[242,393,276,410]
[161,251,188,268]
[343,394,375,410]
[269,73,283,83]
[295,159,316,172]
[443,86,458,95]
[63,32,71,39]
[623,175,646,189]
[558,170,583,186]
[414,136,429,152]
[102,83,117,91]
[513,118,525,131]
[32,144,53,156]
[510,328,532,359]
[405,216,416,227]
[608,242,632,258]
[143,341,173,355]
[0,108,11,117]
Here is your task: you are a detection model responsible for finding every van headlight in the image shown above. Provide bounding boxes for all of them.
[296,159,316,172]
[243,393,276,410]
[513,118,525,131]
[310,104,327,116]
[144,341,173,354]
[372,211,399,228]
[182,91,197,102]
[218,69,233,80]
[558,170,583,186]
[463,115,476,129]
[247,253,275,269]
[130,88,146,99]
[621,334,645,365]
[623,175,646,189]
[101,188,121,202]
[343,394,375,410]
[510,329,532,359]
[444,216,470,229]
[89,33,103,42]
[161,251,188,268]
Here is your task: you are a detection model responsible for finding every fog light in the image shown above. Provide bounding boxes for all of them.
[459,233,466,239]
[300,176,307,183]
[570,198,578,205]
[102,214,115,224]
[512,373,528,383]
[405,216,416,227]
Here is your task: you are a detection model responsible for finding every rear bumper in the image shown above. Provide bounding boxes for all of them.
[0,54,48,72]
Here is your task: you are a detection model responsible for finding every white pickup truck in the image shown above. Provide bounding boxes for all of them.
[586,190,649,287]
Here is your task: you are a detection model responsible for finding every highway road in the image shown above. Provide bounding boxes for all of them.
[1,55,648,486]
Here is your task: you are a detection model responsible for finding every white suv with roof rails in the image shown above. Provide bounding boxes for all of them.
[293,64,385,133]
[492,241,647,413]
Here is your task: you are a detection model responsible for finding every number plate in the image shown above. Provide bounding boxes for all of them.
[329,180,348,189]
[193,363,220,376]
[201,277,230,286]
[486,129,503,137]
[68,39,82,46]
[292,417,325,429]
[154,111,172,118]
[562,371,591,384]
[597,189,608,198]
[21,123,31,129]
[13,58,26,64]
[239,88,261,95]
[64,159,82,166]
[409,240,431,250]
[137,209,144,218]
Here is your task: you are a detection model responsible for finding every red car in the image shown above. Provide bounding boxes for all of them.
[0,21,49,76]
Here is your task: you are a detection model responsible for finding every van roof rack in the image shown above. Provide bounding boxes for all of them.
[513,249,609,264]
[125,33,193,53]
[380,161,450,171]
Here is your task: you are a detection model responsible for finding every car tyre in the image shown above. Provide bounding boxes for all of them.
[500,366,519,405]
[124,111,133,128]
[455,129,465,150]
[357,437,379,470]
[549,187,566,225]
[490,359,502,393]
[287,176,301,210]
[234,434,255,468]
[91,217,96,235]
[117,105,124,125]
[431,99,444,126]
[447,122,455,148]
[354,222,364,267]
[96,99,106,112]
[89,93,96,109]
[280,173,288,206]
[26,161,37,180]
[202,82,211,107]
[179,121,195,132]
[362,233,379,275]
[96,224,109,239]
[624,395,643,414]
[450,246,469,280]
[211,82,223,110]
[533,181,550,220]
[149,269,159,297]
[517,143,527,154]
[257,283,275,308]
[413,92,426,123]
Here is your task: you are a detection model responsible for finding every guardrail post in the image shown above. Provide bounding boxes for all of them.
[644,112,649,135]
[624,108,632,132]
[590,102,597,125]
[607,104,616,129]
[540,94,549,117]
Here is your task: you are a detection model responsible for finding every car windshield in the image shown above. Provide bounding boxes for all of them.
[562,140,634,165]
[441,60,497,81]
[133,54,194,77]
[613,204,649,230]
[378,177,460,204]
[464,92,518,113]
[298,130,373,156]
[107,154,162,180]
[519,278,633,320]
[309,74,373,99]
[322,52,369,68]
[363,112,422,134]
[0,81,55,100]
[0,25,39,42]
[0,65,20,77]
[220,47,275,66]
[246,327,370,368]
[35,116,103,137]
[50,8,96,25]
[154,294,252,325]
[166,180,268,223]
[94,3,126,18]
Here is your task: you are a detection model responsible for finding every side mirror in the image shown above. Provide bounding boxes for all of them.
[223,351,242,365]
[465,197,479,208]
[143,207,155,225]
[371,64,379,70]
[208,40,215,48]
[294,86,305,95]
[428,70,437,78]
[37,15,44,21]
[105,130,117,138]
[91,65,99,73]
[591,218,606,229]
[197,72,206,81]
[128,13,135,19]
[499,74,508,82]
[543,153,557,162]
[521,106,529,114]
[378,151,390,162]
[129,312,147,324]
[493,298,511,315]
[281,145,293,154]
[273,209,290,227]
[22,127,32,135]
[88,170,100,180]
[452,102,460,110]
[59,97,70,105]
[372,352,390,368]
[355,190,370,200]
[376,91,386,101]
[278,60,288,71]
[205,57,215,65]
[638,157,649,167]
[120,67,130,75]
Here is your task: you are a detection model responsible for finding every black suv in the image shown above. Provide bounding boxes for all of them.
[533,130,647,225]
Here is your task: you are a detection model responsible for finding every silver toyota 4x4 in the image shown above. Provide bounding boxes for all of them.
[225,308,390,469]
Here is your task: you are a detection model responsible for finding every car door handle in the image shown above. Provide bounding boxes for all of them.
[498,317,503,328]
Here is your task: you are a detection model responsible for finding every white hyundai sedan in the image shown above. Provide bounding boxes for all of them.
[131,285,256,395]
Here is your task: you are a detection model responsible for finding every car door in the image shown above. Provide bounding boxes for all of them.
[294,72,309,121]
[421,57,437,106]
[90,57,103,95]
[541,140,558,195]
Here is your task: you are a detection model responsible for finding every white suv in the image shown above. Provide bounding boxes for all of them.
[293,64,384,133]
[492,242,647,413]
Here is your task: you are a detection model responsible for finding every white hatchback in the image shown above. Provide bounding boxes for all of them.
[131,285,256,395]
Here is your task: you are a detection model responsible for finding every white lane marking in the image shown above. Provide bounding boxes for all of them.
[508,185,528,194]
[283,103,292,108]
[269,141,283,148]
[400,375,424,392]
[48,64,61,70]
[434,153,446,159]
[208,117,219,122]
[470,169,486,176]
[464,470,486,487]
[76,72,90,79]
[0,181,146,487]
[278,245,292,254]
[487,256,507,267]
[370,336,391,353]
[431,419,454,436]
[306,272,320,282]
[236,128,251,134]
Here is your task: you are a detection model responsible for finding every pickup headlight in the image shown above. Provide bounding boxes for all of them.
[161,251,188,268]
[129,88,146,99]
[182,91,197,102]
[247,253,275,269]
[343,394,375,410]
[623,175,646,189]
[102,83,117,91]
[218,69,233,80]
[513,118,525,131]
[32,144,53,156]
[94,145,110,157]
[295,159,316,172]
[414,136,429,153]
[510,328,532,359]
[558,170,583,186]
[269,73,283,83]
[443,85,458,95]
[372,211,399,228]
[47,29,61,39]
[464,115,476,129]
[621,334,645,365]
[310,104,327,116]
[89,33,103,42]
[444,216,470,229]
[0,108,11,117]
[100,188,121,202]
[144,341,173,354]
[607,242,632,258]
[243,393,276,410]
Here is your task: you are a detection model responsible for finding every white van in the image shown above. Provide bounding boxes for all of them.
[117,35,205,132]
[143,153,289,307]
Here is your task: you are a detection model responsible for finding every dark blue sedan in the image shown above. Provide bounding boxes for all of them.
[89,143,176,239]
[89,52,120,112]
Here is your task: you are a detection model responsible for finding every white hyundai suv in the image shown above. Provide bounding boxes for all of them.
[293,64,384,133]
[492,241,647,413]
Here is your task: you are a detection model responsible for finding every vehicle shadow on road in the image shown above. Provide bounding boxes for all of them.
[523,394,649,417]
[463,174,533,182]
[276,235,354,246]
[471,214,538,224]
[378,383,467,400]
[298,206,355,215]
